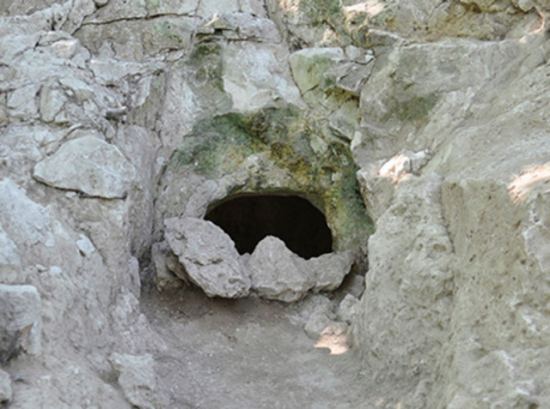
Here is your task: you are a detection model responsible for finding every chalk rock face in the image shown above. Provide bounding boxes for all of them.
[289,48,345,94]
[354,174,454,385]
[222,41,303,112]
[0,179,56,250]
[247,236,352,302]
[151,241,186,292]
[110,353,157,409]
[33,135,136,199]
[0,369,11,403]
[0,227,21,276]
[0,284,42,363]
[164,217,251,298]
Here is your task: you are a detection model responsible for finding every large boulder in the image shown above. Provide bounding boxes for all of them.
[0,284,42,364]
[164,217,251,298]
[247,236,312,302]
[33,134,136,199]
[247,236,353,302]
[304,251,354,292]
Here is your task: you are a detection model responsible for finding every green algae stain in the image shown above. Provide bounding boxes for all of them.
[152,20,186,48]
[301,0,342,26]
[394,94,439,123]
[188,41,225,91]
[174,107,373,250]
[145,0,160,10]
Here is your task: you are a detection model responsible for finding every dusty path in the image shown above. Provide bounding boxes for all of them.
[142,288,370,409]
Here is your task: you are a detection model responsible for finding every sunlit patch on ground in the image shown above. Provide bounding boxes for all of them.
[314,324,350,355]
[343,0,385,18]
[277,0,299,13]
[508,163,550,203]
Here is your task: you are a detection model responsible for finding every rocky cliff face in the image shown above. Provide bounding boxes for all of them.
[0,0,549,408]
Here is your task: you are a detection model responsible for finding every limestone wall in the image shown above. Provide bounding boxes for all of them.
[0,0,549,407]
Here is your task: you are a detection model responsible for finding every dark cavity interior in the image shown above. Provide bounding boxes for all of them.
[205,195,333,259]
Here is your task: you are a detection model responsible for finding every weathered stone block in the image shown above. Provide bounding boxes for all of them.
[0,284,42,363]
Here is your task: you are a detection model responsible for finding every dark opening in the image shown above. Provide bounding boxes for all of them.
[205,194,333,259]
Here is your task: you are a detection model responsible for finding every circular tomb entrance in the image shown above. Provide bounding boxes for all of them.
[204,194,333,259]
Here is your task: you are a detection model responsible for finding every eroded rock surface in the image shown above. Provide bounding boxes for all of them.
[0,369,11,403]
[1,0,549,407]
[0,284,42,363]
[305,251,354,292]
[164,217,251,298]
[247,236,353,302]
[247,236,312,302]
[110,353,157,409]
[33,134,136,199]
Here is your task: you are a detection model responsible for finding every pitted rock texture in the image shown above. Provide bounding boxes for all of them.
[305,251,354,292]
[247,236,313,302]
[110,353,157,409]
[247,236,353,302]
[164,217,251,298]
[0,284,42,363]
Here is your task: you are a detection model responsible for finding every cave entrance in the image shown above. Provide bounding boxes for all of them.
[205,194,333,259]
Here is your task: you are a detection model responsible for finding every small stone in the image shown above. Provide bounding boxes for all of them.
[304,309,333,339]
[49,266,62,275]
[299,294,337,339]
[110,353,156,409]
[336,294,359,323]
[346,274,365,299]
[49,39,78,59]
[151,242,187,292]
[0,369,11,403]
[76,234,95,257]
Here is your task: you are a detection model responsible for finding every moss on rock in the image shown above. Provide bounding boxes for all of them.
[395,94,439,122]
[173,106,373,251]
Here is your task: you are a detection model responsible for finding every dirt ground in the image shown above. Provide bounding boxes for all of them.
[141,287,371,409]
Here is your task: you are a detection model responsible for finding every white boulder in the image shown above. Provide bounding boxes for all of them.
[248,236,353,302]
[247,236,313,303]
[164,217,251,298]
